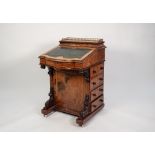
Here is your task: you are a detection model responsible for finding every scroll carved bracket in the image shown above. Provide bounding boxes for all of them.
[46,67,55,107]
[42,87,55,111]
[48,67,55,76]
[79,69,90,82]
[80,94,90,118]
[82,69,90,82]
[41,67,56,115]
[40,64,46,69]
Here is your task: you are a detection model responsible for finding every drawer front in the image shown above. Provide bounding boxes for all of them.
[90,65,98,78]
[90,74,103,91]
[90,85,103,102]
[91,95,103,112]
[90,63,104,78]
[98,63,104,74]
[56,61,74,69]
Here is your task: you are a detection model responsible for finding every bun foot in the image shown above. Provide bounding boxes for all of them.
[76,104,104,126]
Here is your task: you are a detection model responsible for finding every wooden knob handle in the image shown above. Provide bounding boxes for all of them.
[92,82,96,85]
[99,99,103,102]
[99,78,103,80]
[99,88,103,91]
[92,94,96,96]
[93,70,96,73]
[100,67,103,70]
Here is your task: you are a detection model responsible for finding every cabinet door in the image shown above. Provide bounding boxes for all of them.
[54,70,89,116]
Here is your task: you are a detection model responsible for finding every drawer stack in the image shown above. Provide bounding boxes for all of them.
[90,63,104,112]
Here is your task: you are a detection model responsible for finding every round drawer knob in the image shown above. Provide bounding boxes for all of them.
[93,105,97,108]
[93,70,96,74]
[92,94,96,96]
[92,82,96,85]
[99,88,103,91]
[99,99,103,102]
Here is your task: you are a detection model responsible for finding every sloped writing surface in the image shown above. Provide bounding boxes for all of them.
[46,47,90,59]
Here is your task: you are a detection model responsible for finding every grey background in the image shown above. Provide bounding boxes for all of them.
[0,24,155,131]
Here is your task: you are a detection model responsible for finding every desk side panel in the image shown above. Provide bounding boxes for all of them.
[53,70,89,116]
[82,47,105,68]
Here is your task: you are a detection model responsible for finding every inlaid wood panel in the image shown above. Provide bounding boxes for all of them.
[54,70,89,115]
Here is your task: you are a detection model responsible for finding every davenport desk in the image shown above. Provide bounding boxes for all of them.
[39,37,106,126]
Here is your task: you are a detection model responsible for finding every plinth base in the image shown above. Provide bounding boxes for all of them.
[41,103,104,126]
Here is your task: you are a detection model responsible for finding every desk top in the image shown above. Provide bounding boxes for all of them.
[39,37,105,69]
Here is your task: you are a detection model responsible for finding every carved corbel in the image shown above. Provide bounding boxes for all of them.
[82,69,90,82]
[79,69,90,82]
[40,64,46,69]
[41,67,56,115]
[80,94,90,118]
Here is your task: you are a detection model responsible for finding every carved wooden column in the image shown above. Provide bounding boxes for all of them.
[41,67,56,115]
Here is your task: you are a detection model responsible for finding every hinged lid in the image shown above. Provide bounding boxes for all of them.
[42,47,93,60]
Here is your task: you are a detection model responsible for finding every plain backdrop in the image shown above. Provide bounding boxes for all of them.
[0,23,155,131]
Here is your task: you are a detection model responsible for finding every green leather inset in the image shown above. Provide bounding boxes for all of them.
[46,47,90,59]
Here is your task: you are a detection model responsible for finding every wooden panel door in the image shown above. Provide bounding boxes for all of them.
[54,70,89,116]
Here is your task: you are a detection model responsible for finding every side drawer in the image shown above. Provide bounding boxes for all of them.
[90,74,103,91]
[91,95,103,112]
[97,63,104,74]
[90,63,104,79]
[90,85,103,102]
[90,65,98,78]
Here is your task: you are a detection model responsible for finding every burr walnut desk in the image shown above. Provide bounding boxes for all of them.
[39,37,106,126]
